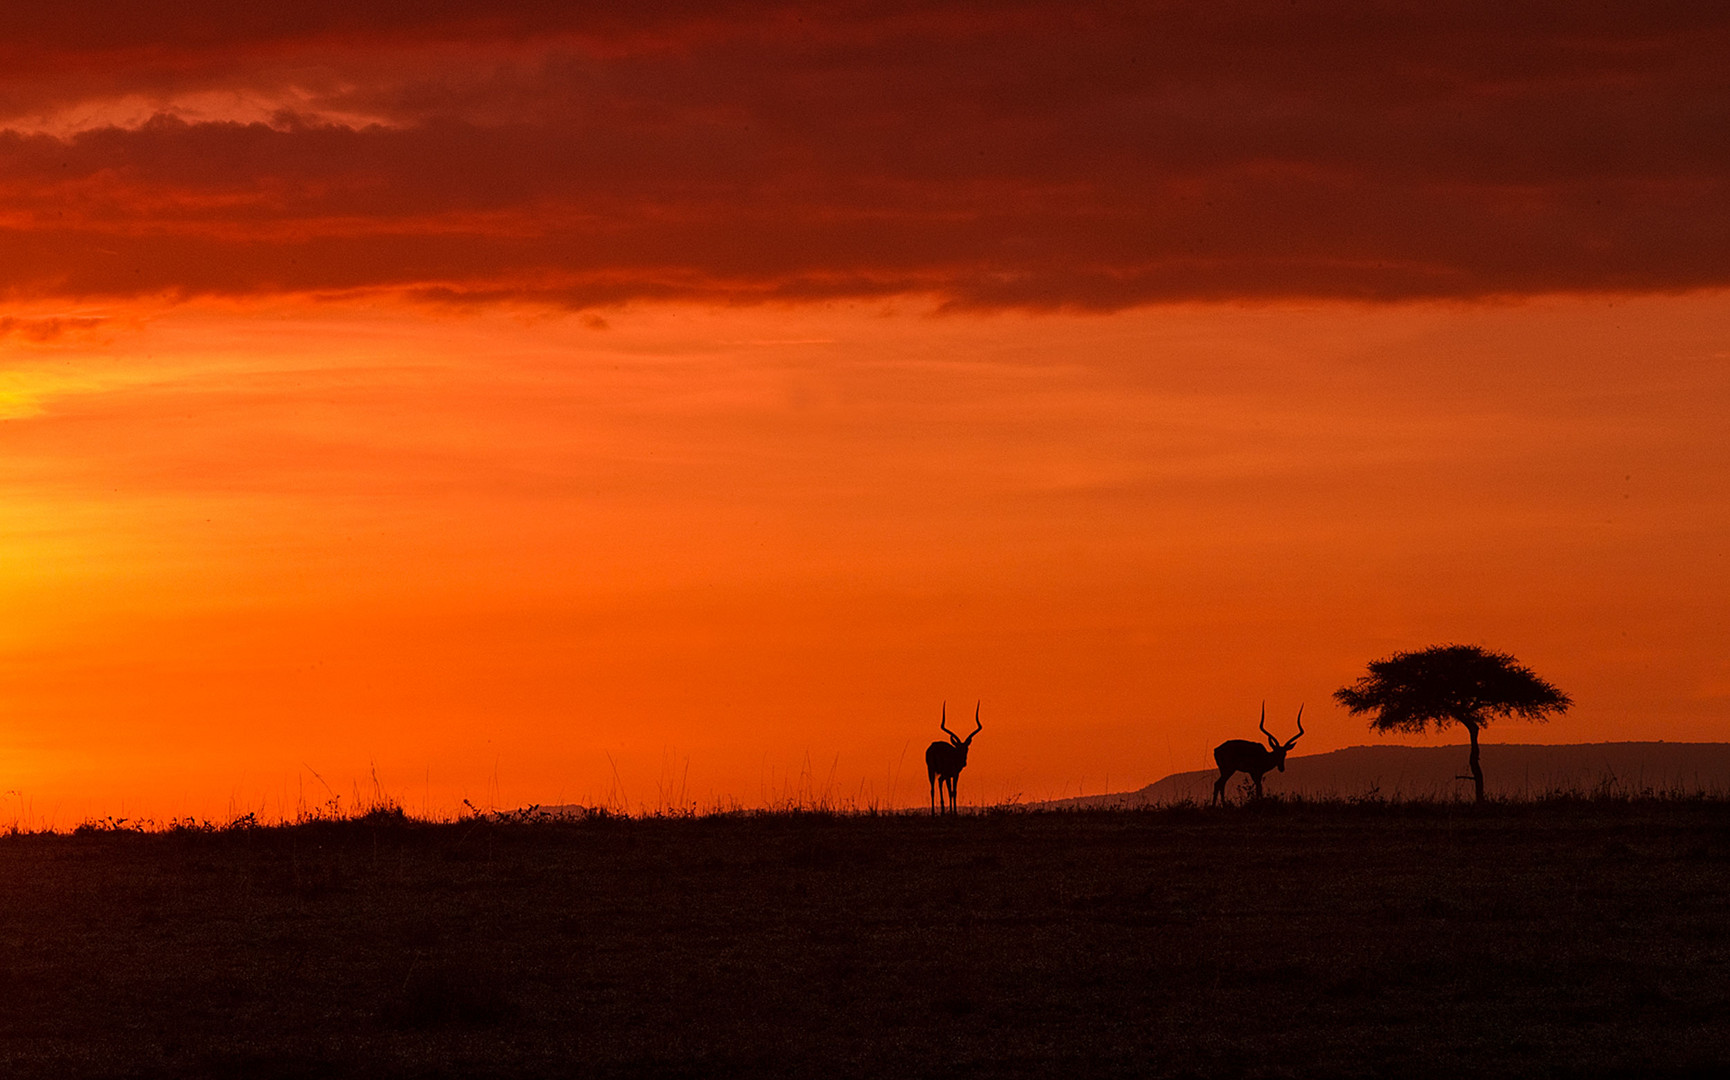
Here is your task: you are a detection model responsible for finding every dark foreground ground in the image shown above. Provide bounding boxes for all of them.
[3,801,1729,1079]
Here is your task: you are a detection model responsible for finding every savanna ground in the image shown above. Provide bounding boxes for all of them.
[3,799,1728,1079]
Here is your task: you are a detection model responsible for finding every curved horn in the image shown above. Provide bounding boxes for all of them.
[1284,704,1304,749]
[959,701,982,745]
[940,701,958,742]
[1259,701,1278,749]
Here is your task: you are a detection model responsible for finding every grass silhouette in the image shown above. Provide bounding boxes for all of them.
[4,796,1730,1077]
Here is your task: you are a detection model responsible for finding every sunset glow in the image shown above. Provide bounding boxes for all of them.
[3,3,1727,825]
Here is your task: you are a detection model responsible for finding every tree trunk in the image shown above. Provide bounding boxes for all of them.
[1466,723,1484,803]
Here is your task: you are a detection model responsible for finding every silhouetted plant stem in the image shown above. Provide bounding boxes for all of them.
[1467,723,1484,803]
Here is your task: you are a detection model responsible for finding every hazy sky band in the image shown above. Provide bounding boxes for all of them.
[4,1,1727,307]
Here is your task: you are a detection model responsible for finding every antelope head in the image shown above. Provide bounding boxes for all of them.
[1259,703,1304,771]
[940,701,983,764]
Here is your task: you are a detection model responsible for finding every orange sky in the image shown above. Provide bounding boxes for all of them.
[2,3,1728,824]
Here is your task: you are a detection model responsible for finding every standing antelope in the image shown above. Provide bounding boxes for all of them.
[1211,703,1304,805]
[925,702,981,815]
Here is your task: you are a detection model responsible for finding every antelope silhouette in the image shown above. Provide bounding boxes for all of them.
[925,702,981,815]
[1211,703,1304,805]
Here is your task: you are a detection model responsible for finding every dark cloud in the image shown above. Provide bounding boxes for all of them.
[1,2,1726,307]
[0,314,109,342]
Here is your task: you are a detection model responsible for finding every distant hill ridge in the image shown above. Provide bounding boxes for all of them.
[1038,742,1730,809]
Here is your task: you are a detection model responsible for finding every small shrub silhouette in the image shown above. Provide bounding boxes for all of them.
[72,816,150,835]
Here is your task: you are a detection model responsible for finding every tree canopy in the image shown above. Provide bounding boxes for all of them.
[1334,643,1572,802]
[1333,643,1572,734]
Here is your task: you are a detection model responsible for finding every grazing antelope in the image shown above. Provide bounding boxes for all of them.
[925,702,981,815]
[1211,703,1304,805]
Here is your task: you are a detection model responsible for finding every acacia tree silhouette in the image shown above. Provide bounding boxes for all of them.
[1334,644,1572,803]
